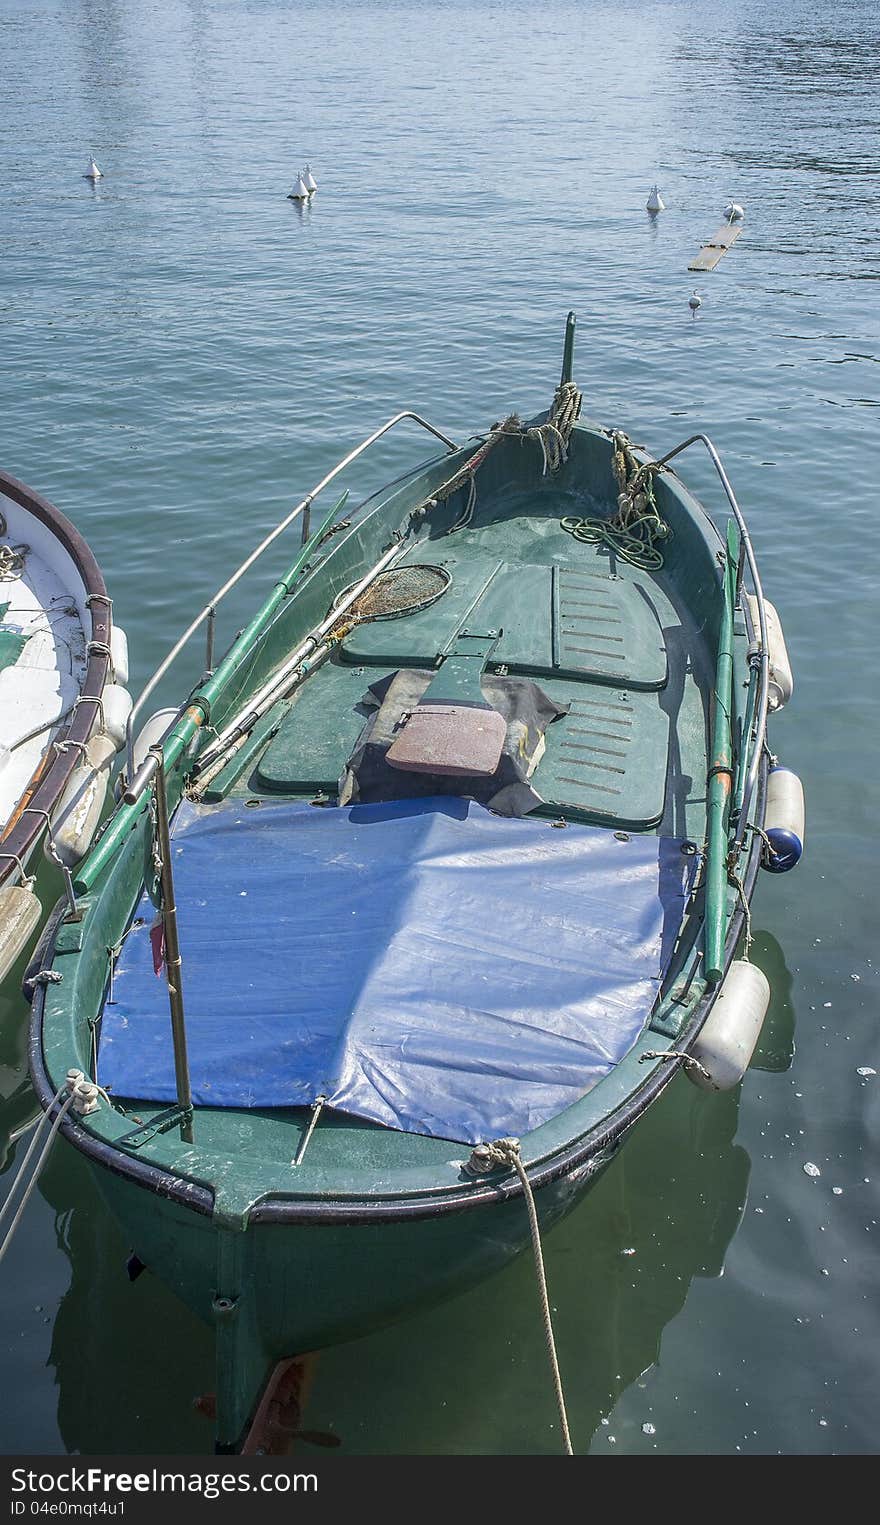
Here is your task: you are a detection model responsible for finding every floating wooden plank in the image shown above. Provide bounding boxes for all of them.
[688,222,744,271]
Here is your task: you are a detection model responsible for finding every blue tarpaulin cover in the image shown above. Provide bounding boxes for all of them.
[101,798,690,1145]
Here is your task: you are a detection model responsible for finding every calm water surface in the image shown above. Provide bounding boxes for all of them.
[0,0,877,1456]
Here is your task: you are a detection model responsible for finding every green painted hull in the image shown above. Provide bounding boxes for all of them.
[88,1135,617,1443]
[29,330,778,1449]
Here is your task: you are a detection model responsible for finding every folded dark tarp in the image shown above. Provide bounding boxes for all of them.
[339,670,568,816]
[101,797,692,1145]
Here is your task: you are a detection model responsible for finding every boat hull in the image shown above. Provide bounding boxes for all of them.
[0,469,121,982]
[25,360,781,1452]
[89,1136,617,1447]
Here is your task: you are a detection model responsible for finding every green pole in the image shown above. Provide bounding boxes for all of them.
[704,520,739,984]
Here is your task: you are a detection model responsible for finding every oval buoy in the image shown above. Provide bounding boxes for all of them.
[761,766,805,873]
[724,202,745,222]
[115,707,178,800]
[688,290,702,313]
[646,184,665,214]
[303,165,317,194]
[45,733,116,870]
[0,884,43,986]
[84,157,102,181]
[744,593,793,712]
[287,172,310,201]
[688,960,771,1091]
[100,682,133,751]
[110,624,129,688]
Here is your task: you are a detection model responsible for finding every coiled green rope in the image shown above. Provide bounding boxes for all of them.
[561,431,671,570]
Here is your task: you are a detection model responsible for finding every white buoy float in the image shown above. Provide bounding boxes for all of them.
[744,594,793,712]
[723,202,745,222]
[110,624,129,688]
[687,960,771,1091]
[45,732,116,869]
[100,682,133,751]
[84,157,103,181]
[0,884,43,985]
[287,172,310,202]
[303,164,318,195]
[646,184,665,214]
[115,707,179,799]
[761,766,805,874]
[688,290,702,313]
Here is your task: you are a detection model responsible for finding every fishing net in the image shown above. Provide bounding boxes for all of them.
[333,564,451,623]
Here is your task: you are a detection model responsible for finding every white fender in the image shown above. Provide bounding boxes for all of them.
[114,707,179,798]
[45,733,116,869]
[746,595,793,711]
[0,884,43,984]
[762,766,805,873]
[110,625,129,687]
[100,683,133,751]
[688,960,771,1091]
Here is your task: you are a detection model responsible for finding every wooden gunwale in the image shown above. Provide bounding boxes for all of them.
[0,470,112,888]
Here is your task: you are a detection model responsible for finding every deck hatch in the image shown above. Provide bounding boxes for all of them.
[551,567,667,689]
[532,681,671,828]
[343,557,667,689]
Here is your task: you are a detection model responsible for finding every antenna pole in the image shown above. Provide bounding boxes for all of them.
[560,311,577,386]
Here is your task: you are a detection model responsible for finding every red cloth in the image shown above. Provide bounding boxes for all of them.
[150,916,166,977]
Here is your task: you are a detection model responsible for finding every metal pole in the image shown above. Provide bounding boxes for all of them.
[560,310,577,386]
[292,1095,326,1167]
[151,746,194,1143]
[643,431,770,848]
[125,409,459,782]
[205,605,216,675]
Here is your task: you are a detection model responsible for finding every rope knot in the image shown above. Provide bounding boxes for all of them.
[464,1137,521,1175]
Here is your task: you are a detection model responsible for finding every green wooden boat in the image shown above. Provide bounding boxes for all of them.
[27,315,802,1450]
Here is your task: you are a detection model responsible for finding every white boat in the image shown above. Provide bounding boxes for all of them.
[0,470,130,982]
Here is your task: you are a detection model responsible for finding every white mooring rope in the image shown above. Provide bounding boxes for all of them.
[469,1138,574,1455]
[0,1072,101,1267]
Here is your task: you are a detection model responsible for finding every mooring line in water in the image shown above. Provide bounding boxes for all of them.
[0,1070,114,1267]
[467,1138,574,1455]
[0,1083,73,1267]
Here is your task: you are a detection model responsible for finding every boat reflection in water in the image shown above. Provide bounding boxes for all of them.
[0,951,42,1173]
[39,1044,783,1454]
[748,932,796,1076]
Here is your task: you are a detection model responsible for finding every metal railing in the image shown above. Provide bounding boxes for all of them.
[124,410,459,785]
[650,432,770,850]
